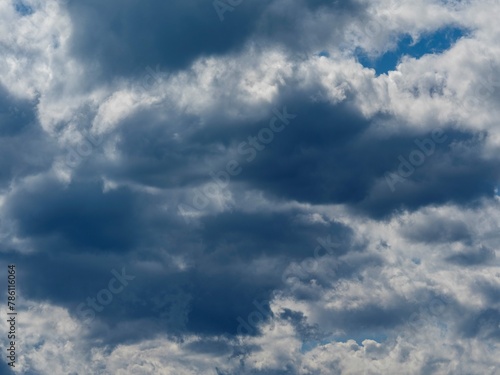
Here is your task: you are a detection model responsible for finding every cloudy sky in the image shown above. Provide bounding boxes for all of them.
[0,0,499,374]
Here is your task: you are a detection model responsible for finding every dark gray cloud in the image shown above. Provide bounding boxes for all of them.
[446,245,495,266]
[402,216,472,244]
[2,83,496,346]
[186,97,496,218]
[64,0,266,79]
[0,88,54,191]
[71,91,499,221]
[2,182,355,339]
[0,86,37,136]
[6,179,140,252]
[460,308,500,340]
[0,360,15,375]
[65,0,363,80]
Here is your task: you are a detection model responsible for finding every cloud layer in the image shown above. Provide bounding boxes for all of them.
[0,0,499,373]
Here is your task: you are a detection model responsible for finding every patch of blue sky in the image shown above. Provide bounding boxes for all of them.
[356,26,469,75]
[14,1,33,16]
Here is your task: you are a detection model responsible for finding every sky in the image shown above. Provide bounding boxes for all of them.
[0,0,499,374]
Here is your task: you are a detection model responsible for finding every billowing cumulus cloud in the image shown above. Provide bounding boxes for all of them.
[0,0,499,374]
